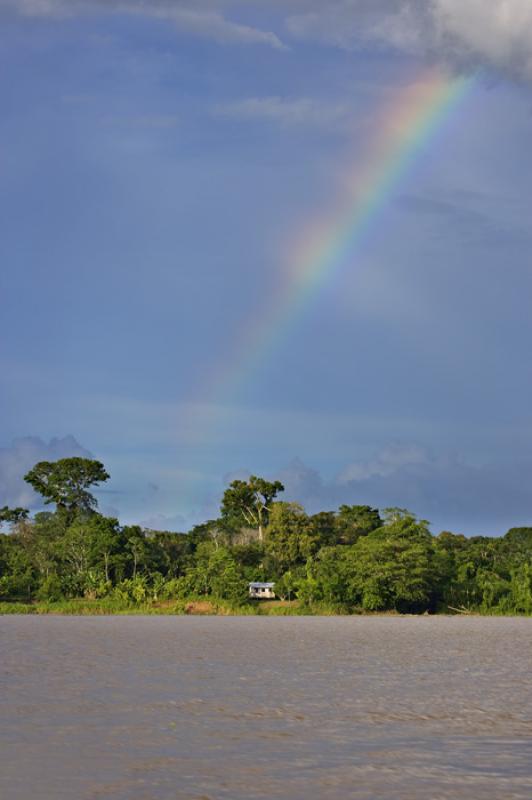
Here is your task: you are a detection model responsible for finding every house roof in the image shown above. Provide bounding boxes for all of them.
[249,582,275,588]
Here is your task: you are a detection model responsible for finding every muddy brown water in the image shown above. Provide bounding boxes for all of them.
[1,616,531,799]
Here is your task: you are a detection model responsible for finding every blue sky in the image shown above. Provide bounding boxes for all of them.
[1,0,532,535]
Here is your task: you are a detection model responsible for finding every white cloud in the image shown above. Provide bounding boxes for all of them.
[148,6,286,50]
[285,1,396,51]
[8,1,532,74]
[2,0,287,49]
[431,0,532,79]
[0,436,93,510]
[5,0,532,75]
[285,0,532,80]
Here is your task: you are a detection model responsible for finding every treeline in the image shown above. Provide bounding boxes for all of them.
[1,458,532,614]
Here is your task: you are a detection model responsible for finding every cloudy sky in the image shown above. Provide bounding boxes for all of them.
[1,0,532,535]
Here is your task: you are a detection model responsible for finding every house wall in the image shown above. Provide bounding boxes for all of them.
[249,587,275,599]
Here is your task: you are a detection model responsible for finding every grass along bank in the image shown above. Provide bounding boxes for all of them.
[0,598,316,616]
[2,598,529,616]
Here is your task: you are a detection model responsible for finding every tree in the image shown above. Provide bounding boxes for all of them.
[336,505,381,544]
[123,525,150,579]
[221,475,284,541]
[176,542,248,604]
[149,531,192,579]
[309,511,337,548]
[382,507,417,525]
[265,502,321,573]
[306,546,348,606]
[22,511,67,587]
[0,506,29,530]
[208,548,248,605]
[24,458,110,517]
[87,515,122,583]
[508,564,532,614]
[275,570,297,603]
[0,530,35,600]
[502,527,532,563]
[341,514,439,612]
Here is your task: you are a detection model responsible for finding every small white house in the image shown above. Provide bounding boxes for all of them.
[249,581,275,599]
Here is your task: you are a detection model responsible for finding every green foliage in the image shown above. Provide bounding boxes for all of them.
[221,475,284,540]
[24,457,109,516]
[304,546,347,605]
[113,576,149,604]
[168,543,248,605]
[265,502,322,573]
[2,458,532,616]
[274,570,298,602]
[0,506,29,528]
[36,574,64,602]
[0,602,36,614]
[336,505,382,544]
[508,564,532,614]
[306,513,442,613]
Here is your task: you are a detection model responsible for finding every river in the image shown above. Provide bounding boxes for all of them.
[1,616,531,799]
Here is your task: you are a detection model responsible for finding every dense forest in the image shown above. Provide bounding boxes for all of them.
[1,457,531,614]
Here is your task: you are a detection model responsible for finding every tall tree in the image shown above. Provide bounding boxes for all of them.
[265,502,320,573]
[345,515,439,612]
[221,475,284,542]
[0,506,29,529]
[24,458,109,517]
[336,505,381,544]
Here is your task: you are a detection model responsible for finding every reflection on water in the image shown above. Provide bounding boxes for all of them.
[1,616,532,799]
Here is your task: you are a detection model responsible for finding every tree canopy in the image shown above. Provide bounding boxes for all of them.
[24,457,110,516]
[0,506,29,528]
[1,464,532,616]
[221,475,284,541]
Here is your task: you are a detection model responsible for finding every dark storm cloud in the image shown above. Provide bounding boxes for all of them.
[275,446,532,536]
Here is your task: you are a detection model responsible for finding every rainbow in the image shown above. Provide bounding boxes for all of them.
[181,68,477,462]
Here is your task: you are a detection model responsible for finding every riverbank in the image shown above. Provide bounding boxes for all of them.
[0,598,320,616]
[1,598,528,616]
